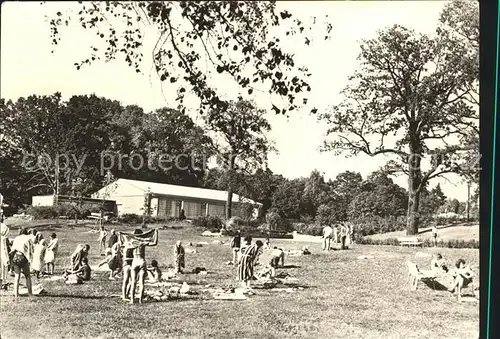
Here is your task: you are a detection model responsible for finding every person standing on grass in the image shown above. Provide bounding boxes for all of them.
[322,225,333,251]
[431,225,438,247]
[45,233,59,275]
[174,240,185,274]
[121,246,134,301]
[230,230,241,265]
[28,229,38,244]
[0,219,10,287]
[107,229,118,251]
[340,224,347,250]
[240,235,252,256]
[128,228,158,304]
[97,226,108,254]
[10,228,34,299]
[31,233,46,279]
[333,225,339,244]
[238,240,264,290]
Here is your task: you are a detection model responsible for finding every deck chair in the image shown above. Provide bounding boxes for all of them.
[406,261,436,291]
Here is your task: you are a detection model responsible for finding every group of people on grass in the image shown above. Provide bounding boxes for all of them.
[1,215,476,303]
[430,253,476,301]
[322,224,353,251]
[0,218,60,298]
[229,230,288,290]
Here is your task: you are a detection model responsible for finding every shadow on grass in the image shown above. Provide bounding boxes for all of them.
[39,293,107,300]
[422,279,449,291]
[281,265,301,269]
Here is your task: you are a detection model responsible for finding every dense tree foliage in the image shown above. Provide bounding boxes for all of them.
[46,1,332,116]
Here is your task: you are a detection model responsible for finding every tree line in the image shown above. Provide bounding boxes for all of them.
[0,1,479,236]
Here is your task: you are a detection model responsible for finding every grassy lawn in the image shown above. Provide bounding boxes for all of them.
[0,223,479,339]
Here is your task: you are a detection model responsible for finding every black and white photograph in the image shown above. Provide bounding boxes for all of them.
[0,1,480,338]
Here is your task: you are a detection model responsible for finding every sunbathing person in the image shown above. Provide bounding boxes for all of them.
[269,247,285,278]
[129,229,158,304]
[430,253,448,274]
[146,260,162,282]
[448,258,475,301]
[70,244,90,271]
[65,257,91,282]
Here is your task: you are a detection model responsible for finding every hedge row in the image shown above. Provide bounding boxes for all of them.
[358,237,479,249]
[24,205,101,220]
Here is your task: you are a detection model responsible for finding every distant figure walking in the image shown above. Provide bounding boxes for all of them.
[322,225,333,251]
[431,225,438,247]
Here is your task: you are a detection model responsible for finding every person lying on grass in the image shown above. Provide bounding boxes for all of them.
[448,258,475,301]
[65,257,91,282]
[146,260,162,282]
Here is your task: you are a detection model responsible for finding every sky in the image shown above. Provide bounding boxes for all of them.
[0,1,473,201]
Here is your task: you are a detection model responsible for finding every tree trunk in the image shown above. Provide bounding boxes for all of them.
[54,157,60,224]
[406,146,423,235]
[466,181,471,222]
[225,155,236,222]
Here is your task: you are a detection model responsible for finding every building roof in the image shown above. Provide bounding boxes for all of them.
[102,178,262,206]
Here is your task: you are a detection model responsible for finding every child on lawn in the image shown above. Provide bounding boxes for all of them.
[65,257,91,282]
[97,226,108,254]
[146,260,162,282]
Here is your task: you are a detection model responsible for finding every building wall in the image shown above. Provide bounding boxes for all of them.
[114,196,144,215]
[207,203,225,217]
[32,195,54,207]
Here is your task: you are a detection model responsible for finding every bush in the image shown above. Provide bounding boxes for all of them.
[349,215,406,236]
[191,215,224,230]
[26,206,58,219]
[358,237,479,249]
[291,222,323,236]
[119,213,143,224]
[226,216,245,229]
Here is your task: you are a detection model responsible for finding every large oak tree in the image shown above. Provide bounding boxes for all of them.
[320,12,478,234]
